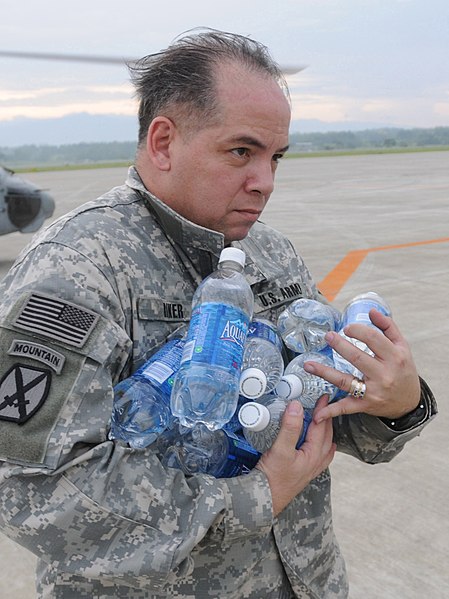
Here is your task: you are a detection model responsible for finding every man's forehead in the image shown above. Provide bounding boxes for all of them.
[215,61,288,102]
[216,105,290,148]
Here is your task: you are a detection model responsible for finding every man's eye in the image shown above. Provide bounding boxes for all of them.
[232,148,249,158]
[273,154,285,163]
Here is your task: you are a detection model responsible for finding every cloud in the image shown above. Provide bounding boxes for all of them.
[0,88,68,102]
[290,93,349,122]
[361,100,397,114]
[0,83,135,121]
[0,100,136,121]
[434,100,449,118]
[290,89,447,128]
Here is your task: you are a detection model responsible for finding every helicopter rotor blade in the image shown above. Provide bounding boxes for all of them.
[0,49,305,74]
[0,50,134,65]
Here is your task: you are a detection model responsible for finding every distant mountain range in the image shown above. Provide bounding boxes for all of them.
[289,118,399,134]
[0,113,402,147]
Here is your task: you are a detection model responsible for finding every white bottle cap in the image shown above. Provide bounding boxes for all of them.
[239,368,268,399]
[219,247,246,267]
[238,402,271,432]
[274,374,303,400]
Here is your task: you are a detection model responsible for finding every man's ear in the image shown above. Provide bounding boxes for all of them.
[146,116,176,171]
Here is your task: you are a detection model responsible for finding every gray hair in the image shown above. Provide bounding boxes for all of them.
[129,28,289,146]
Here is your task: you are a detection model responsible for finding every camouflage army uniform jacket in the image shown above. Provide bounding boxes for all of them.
[0,167,436,599]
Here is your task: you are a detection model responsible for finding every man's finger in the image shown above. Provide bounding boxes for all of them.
[313,395,363,423]
[368,308,404,344]
[273,400,305,451]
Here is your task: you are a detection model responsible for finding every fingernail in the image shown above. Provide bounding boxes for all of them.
[287,400,302,416]
[325,331,335,343]
[303,362,316,374]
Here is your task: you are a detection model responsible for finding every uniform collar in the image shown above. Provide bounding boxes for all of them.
[125,167,271,287]
[126,166,225,280]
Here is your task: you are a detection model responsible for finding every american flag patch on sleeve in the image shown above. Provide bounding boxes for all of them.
[14,293,99,348]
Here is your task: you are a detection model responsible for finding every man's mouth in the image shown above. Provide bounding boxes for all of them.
[237,209,262,222]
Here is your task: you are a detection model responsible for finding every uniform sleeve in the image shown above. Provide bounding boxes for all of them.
[333,378,438,464]
[0,243,274,590]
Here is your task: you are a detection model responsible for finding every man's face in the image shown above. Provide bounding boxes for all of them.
[163,63,291,243]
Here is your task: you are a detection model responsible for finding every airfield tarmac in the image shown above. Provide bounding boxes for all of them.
[0,151,448,598]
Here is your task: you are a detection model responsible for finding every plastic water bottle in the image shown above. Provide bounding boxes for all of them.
[274,351,341,408]
[238,394,312,453]
[333,291,392,378]
[171,247,254,430]
[161,424,261,478]
[277,298,340,355]
[109,337,185,449]
[222,395,251,434]
[239,318,284,400]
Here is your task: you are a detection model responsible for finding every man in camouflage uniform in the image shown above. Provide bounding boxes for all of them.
[0,30,437,598]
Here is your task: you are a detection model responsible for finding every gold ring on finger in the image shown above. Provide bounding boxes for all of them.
[349,377,366,399]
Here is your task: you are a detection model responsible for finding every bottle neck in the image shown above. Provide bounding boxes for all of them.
[218,260,244,274]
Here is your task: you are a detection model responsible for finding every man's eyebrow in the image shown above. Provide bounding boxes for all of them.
[230,136,289,154]
[276,144,290,154]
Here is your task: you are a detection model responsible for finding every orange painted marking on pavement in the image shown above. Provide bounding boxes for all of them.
[319,237,449,301]
[319,250,368,302]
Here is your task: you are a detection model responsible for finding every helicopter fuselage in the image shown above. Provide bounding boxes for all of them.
[0,167,55,236]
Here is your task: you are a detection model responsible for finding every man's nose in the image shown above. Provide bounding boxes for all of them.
[246,161,275,198]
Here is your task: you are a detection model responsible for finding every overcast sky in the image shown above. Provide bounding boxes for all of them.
[0,0,448,132]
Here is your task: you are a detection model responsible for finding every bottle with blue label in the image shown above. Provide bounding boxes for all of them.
[171,247,254,430]
[109,337,185,449]
[239,318,285,400]
[161,424,261,478]
[333,291,392,378]
[274,351,344,408]
[277,298,340,356]
[238,394,312,453]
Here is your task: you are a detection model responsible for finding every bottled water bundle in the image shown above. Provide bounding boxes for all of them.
[275,292,391,402]
[333,291,392,378]
[277,298,340,355]
[238,394,312,453]
[239,317,284,400]
[109,337,185,448]
[171,247,254,431]
[160,424,261,478]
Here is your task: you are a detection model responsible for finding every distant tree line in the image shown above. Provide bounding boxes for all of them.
[289,126,449,152]
[0,127,448,167]
[0,141,137,167]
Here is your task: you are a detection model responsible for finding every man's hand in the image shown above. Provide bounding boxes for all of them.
[303,308,421,423]
[255,396,336,517]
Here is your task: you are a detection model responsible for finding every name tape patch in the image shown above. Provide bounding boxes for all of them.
[14,293,99,348]
[255,282,305,309]
[8,339,66,374]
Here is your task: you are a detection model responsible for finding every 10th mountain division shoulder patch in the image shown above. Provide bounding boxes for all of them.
[0,363,51,424]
